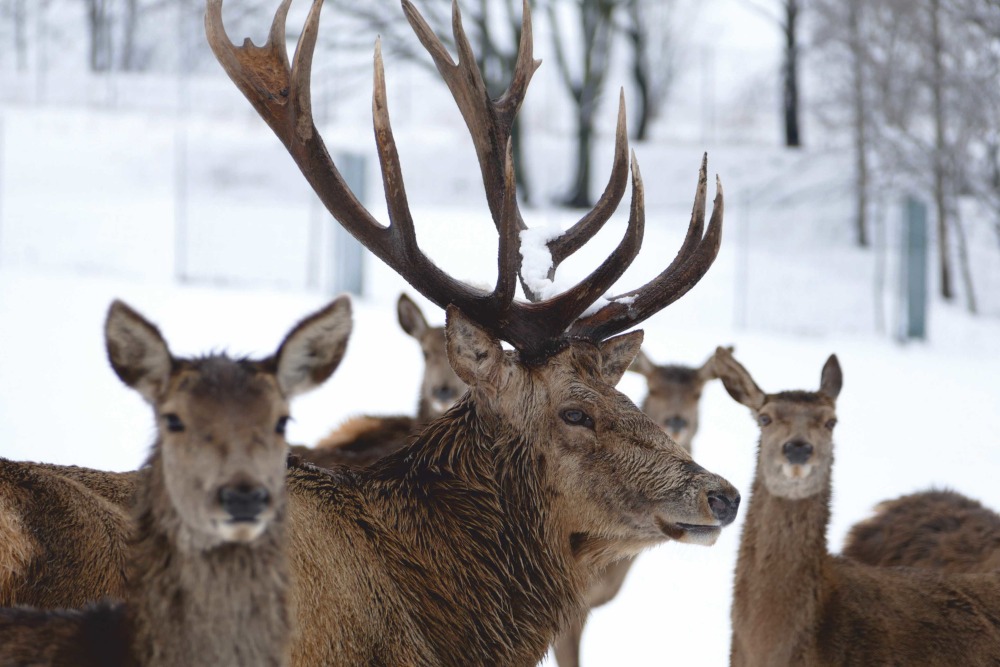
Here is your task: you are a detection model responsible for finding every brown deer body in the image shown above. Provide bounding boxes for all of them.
[719,349,1000,666]
[552,347,728,667]
[843,489,1000,573]
[291,293,464,469]
[0,298,352,666]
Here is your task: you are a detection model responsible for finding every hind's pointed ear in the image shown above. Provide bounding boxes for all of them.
[600,331,644,385]
[274,296,353,398]
[397,293,429,339]
[698,345,734,382]
[819,354,842,401]
[628,348,656,378]
[445,306,503,389]
[714,347,766,411]
[105,300,173,404]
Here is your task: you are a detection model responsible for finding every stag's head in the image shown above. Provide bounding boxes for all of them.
[105,298,352,546]
[447,310,738,553]
[715,348,842,500]
[628,347,730,451]
[397,293,466,420]
[206,0,738,558]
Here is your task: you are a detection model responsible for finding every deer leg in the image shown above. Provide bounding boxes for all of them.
[552,612,587,667]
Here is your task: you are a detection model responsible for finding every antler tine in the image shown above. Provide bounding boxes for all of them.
[526,154,645,336]
[568,169,724,342]
[543,91,631,282]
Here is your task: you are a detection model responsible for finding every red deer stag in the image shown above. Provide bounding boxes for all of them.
[552,345,730,667]
[207,0,740,662]
[0,297,352,667]
[718,348,1000,666]
[0,297,352,610]
[843,488,1000,573]
[291,293,464,469]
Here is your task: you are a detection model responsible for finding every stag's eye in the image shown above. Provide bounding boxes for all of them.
[275,416,291,436]
[825,418,837,430]
[758,414,772,427]
[164,414,185,433]
[561,409,595,429]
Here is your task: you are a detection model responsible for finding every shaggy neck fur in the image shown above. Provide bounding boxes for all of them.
[358,396,585,665]
[127,449,290,667]
[731,443,831,666]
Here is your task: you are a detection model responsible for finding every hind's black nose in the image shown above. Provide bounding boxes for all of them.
[664,416,688,432]
[782,440,814,465]
[708,491,740,526]
[218,485,270,522]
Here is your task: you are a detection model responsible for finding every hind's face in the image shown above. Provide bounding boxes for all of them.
[754,397,837,500]
[158,362,289,547]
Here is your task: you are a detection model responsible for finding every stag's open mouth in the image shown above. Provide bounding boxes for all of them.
[656,517,722,546]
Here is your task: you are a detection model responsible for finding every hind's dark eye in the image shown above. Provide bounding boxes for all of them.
[758,414,772,427]
[561,409,595,429]
[825,418,837,430]
[275,416,290,436]
[164,414,185,433]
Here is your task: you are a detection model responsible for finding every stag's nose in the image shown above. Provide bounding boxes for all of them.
[708,490,740,526]
[664,416,688,433]
[433,385,458,402]
[218,484,270,522]
[782,440,814,465]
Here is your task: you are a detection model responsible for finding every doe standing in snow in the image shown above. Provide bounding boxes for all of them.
[0,297,352,667]
[719,347,1000,666]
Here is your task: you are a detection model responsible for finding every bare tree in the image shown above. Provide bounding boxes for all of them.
[619,0,686,141]
[741,0,803,147]
[546,0,618,208]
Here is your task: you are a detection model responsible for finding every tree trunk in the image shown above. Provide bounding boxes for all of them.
[87,0,112,72]
[848,0,869,247]
[951,204,978,314]
[782,0,801,147]
[564,93,595,208]
[13,0,28,72]
[120,0,139,71]
[930,0,954,300]
[626,2,652,141]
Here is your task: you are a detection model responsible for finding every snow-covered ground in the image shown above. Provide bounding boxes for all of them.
[1,17,999,664]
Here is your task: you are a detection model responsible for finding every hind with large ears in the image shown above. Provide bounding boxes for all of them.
[106,296,353,403]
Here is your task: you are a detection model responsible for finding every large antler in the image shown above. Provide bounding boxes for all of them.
[206,0,722,359]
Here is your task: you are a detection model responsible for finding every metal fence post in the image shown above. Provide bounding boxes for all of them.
[899,195,928,341]
[329,152,366,296]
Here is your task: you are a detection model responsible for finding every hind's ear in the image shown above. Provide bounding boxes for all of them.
[105,300,173,404]
[275,296,353,397]
[819,354,842,401]
[600,331,644,385]
[628,349,656,378]
[397,293,428,339]
[445,306,504,389]
[714,347,766,411]
[698,345,734,382]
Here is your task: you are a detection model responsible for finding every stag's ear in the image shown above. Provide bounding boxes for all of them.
[445,306,503,388]
[600,330,644,385]
[105,300,173,404]
[628,349,656,378]
[714,347,765,411]
[397,293,428,339]
[819,354,843,401]
[698,345,734,382]
[274,296,353,398]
